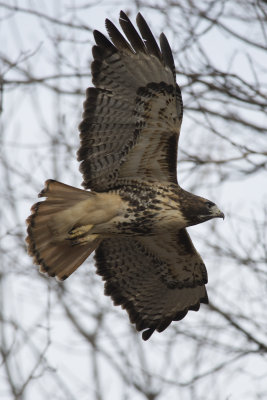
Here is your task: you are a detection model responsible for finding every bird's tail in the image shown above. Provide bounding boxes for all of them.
[26,180,102,281]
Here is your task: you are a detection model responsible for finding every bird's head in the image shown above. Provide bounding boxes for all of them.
[179,190,224,227]
[196,200,225,223]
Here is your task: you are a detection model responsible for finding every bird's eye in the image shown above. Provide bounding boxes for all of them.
[205,201,215,209]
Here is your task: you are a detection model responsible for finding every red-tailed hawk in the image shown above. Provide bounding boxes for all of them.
[26,11,224,340]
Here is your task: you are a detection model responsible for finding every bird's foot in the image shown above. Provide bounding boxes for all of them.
[68,224,93,238]
[67,225,98,246]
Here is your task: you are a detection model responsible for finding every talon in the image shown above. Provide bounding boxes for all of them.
[68,224,94,239]
[69,233,100,246]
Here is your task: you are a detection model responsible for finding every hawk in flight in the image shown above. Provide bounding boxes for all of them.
[26,11,224,340]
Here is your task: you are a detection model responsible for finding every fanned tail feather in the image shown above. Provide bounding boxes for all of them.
[26,180,101,281]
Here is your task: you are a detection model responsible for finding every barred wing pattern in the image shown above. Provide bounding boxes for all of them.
[95,229,208,340]
[78,11,183,191]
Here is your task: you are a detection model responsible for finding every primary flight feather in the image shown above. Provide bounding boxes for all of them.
[26,11,224,340]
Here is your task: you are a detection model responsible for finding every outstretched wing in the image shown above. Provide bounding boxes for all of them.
[78,11,183,191]
[95,229,208,340]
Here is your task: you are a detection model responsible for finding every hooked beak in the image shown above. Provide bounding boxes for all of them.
[211,205,225,220]
[218,211,225,220]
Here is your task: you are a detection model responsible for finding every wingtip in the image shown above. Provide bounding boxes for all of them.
[105,17,111,28]
[119,10,127,19]
[136,12,145,25]
[142,328,155,341]
[105,17,115,33]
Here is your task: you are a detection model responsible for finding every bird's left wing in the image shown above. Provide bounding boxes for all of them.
[78,11,183,191]
[95,229,208,340]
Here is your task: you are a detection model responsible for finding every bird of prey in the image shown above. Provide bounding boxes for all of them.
[26,11,224,340]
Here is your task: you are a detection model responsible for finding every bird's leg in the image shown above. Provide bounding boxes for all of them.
[67,224,99,246]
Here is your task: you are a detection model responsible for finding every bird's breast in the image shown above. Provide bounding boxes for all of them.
[105,183,188,235]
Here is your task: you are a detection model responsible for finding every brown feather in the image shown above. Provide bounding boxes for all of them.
[160,33,176,78]
[78,12,180,191]
[105,18,133,53]
[119,11,147,53]
[95,230,208,339]
[26,180,101,281]
[136,12,162,59]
